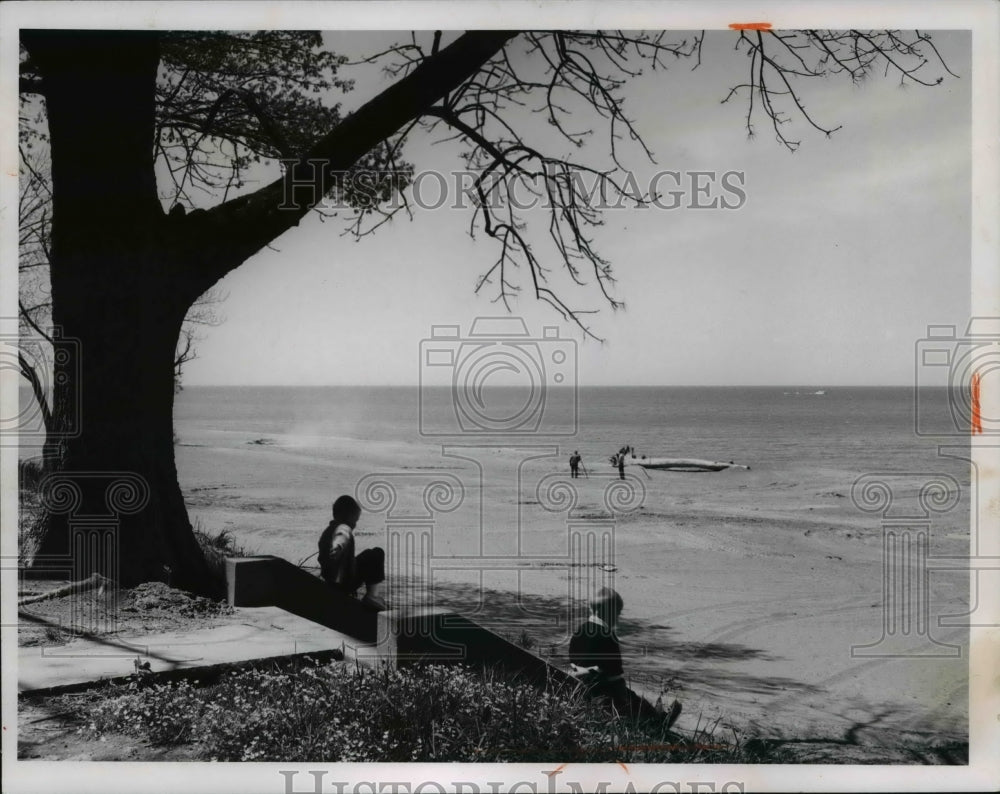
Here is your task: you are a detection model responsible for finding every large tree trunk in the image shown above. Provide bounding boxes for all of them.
[33,284,217,594]
[23,30,218,595]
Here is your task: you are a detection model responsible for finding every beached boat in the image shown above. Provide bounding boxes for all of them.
[614,453,749,472]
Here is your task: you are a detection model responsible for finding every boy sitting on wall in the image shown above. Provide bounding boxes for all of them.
[318,494,387,611]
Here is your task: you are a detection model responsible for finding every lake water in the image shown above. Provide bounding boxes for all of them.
[172,385,969,475]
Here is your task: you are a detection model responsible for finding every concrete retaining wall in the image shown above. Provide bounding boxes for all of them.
[375,607,573,687]
[225,556,573,687]
[226,556,377,643]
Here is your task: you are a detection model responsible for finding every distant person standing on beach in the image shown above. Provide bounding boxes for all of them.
[569,587,681,727]
[318,495,387,611]
[569,450,581,478]
[616,444,631,479]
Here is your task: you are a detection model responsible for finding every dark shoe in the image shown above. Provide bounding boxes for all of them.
[361,594,388,612]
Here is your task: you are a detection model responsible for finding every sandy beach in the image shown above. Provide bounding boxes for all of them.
[175,419,970,759]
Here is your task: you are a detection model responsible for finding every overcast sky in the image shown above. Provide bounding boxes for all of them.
[181,29,971,387]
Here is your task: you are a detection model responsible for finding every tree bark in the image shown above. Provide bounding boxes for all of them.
[22,31,218,595]
[33,287,218,594]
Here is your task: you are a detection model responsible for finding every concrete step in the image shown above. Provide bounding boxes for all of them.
[226,556,379,642]
[19,606,376,696]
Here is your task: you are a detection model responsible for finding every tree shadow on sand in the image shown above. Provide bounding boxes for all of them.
[392,578,968,764]
[395,577,815,703]
[742,702,968,764]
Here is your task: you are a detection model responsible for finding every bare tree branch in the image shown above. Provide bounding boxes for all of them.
[20,28,955,342]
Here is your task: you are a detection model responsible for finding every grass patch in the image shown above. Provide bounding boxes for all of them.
[55,662,783,763]
[192,520,254,582]
[192,522,252,557]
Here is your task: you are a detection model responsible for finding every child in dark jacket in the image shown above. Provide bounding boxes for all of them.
[569,587,681,728]
[318,494,387,611]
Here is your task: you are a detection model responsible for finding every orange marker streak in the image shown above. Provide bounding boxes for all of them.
[971,371,983,435]
[729,22,773,31]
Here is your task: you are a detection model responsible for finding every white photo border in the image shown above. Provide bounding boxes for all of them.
[2,1,997,792]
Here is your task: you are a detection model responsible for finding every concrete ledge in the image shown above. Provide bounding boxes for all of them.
[375,607,573,687]
[19,606,372,696]
[226,556,573,688]
[20,646,346,698]
[226,556,377,643]
[225,556,278,607]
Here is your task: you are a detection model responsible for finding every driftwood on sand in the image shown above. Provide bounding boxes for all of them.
[17,573,112,607]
